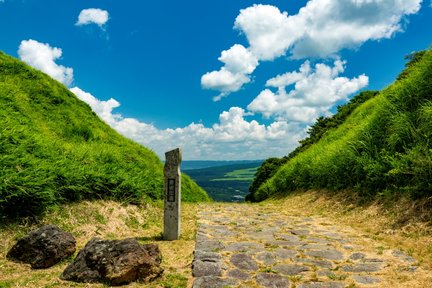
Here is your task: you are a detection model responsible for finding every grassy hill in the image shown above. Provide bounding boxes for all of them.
[249,48,432,202]
[0,51,209,219]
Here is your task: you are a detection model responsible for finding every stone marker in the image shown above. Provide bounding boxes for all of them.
[164,148,182,240]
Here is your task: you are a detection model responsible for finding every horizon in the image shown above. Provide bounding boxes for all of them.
[1,0,431,160]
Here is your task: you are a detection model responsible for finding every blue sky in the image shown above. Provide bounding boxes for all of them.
[1,0,431,160]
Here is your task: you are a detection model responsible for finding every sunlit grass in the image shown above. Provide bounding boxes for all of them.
[253,49,432,202]
[0,51,209,219]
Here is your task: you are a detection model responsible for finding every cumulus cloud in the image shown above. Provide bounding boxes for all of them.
[234,5,302,61]
[69,88,303,159]
[201,44,258,101]
[248,60,369,123]
[201,69,251,101]
[203,0,421,97]
[18,39,74,86]
[17,39,303,159]
[76,8,109,27]
[290,0,421,58]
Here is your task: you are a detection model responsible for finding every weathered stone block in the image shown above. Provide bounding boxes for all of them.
[61,238,163,285]
[7,225,76,269]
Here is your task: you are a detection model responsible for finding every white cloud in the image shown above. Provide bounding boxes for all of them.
[219,44,259,74]
[203,0,421,97]
[70,87,120,125]
[234,5,303,61]
[201,44,258,101]
[18,39,74,86]
[237,1,421,59]
[70,87,304,159]
[76,8,109,27]
[290,0,421,58]
[248,60,369,123]
[201,69,251,101]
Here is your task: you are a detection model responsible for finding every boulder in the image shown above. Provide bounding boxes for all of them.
[61,238,163,285]
[6,225,76,269]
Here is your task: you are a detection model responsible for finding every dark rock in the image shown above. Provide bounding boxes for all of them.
[301,244,332,250]
[230,253,259,271]
[192,276,238,288]
[304,249,344,261]
[195,231,210,242]
[349,252,366,261]
[267,240,302,248]
[353,275,381,284]
[295,258,334,269]
[399,265,418,273]
[274,248,297,260]
[297,282,344,288]
[256,273,291,288]
[61,238,162,285]
[256,251,277,265]
[192,260,222,277]
[228,269,250,280]
[364,258,385,263]
[225,241,264,252]
[273,264,310,275]
[315,269,332,277]
[275,234,301,242]
[308,237,332,244]
[392,250,416,264]
[195,240,225,252]
[341,263,382,273]
[246,231,276,241]
[194,251,222,262]
[6,225,76,269]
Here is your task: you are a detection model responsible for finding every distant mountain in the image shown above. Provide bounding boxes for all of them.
[0,51,209,218]
[249,49,432,202]
[181,160,263,170]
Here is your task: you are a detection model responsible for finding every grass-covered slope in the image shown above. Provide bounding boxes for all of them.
[250,49,432,202]
[0,52,209,218]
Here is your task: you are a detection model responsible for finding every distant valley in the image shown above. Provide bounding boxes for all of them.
[184,161,263,202]
[181,160,263,170]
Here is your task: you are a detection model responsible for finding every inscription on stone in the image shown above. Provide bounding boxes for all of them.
[167,179,176,202]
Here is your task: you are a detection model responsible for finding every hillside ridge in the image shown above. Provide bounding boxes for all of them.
[0,51,209,218]
[249,48,432,202]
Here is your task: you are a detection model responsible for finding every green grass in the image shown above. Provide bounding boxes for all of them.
[0,51,209,219]
[249,48,432,202]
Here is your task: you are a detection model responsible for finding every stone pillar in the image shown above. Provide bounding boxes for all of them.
[163,148,182,240]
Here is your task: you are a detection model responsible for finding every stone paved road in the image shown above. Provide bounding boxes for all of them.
[191,203,427,288]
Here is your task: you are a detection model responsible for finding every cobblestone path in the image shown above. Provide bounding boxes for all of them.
[192,203,426,288]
